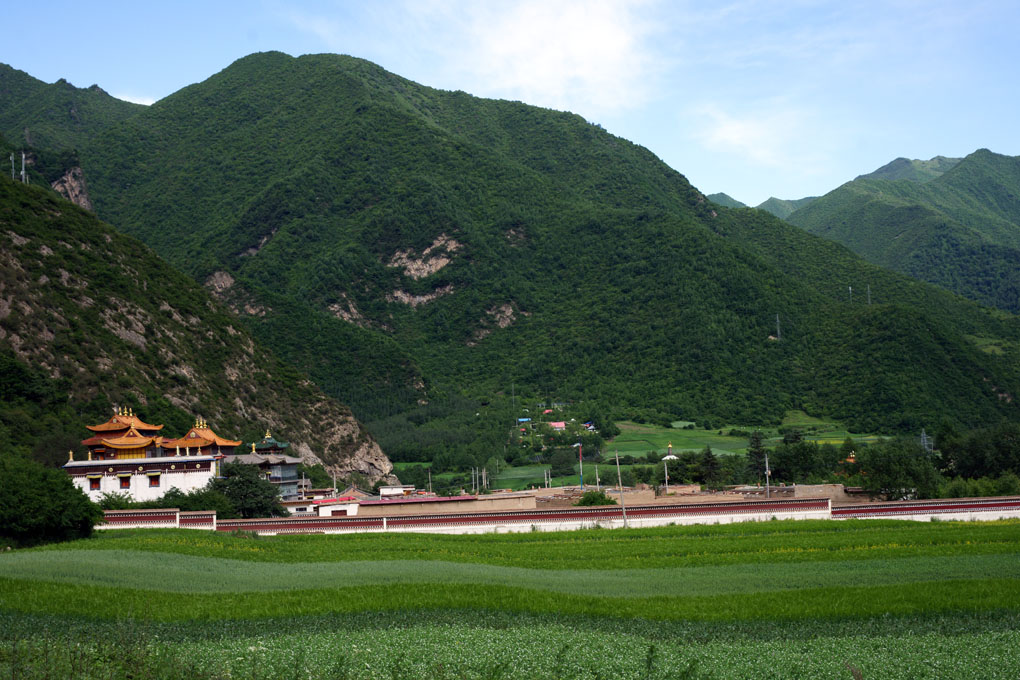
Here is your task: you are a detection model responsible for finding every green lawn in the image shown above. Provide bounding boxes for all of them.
[609,420,750,455]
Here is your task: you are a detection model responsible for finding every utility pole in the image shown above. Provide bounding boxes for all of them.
[578,439,584,489]
[849,285,853,304]
[776,314,781,342]
[615,450,628,528]
[765,451,771,499]
[664,460,669,494]
[9,152,14,180]
[21,152,26,184]
[428,467,432,494]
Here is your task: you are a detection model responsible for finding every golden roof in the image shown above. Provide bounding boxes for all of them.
[86,408,164,433]
[99,426,161,450]
[161,418,241,449]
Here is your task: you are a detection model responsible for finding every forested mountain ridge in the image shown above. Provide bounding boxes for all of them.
[855,155,961,183]
[0,63,142,153]
[0,174,391,480]
[788,149,1020,312]
[756,196,818,220]
[2,52,1019,442]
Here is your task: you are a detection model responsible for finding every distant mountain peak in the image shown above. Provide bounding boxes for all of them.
[856,155,961,183]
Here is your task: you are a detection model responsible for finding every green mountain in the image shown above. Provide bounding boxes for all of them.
[788,149,1020,312]
[756,196,818,220]
[707,193,746,208]
[855,155,961,183]
[0,173,391,480]
[0,64,142,152]
[3,53,1019,444]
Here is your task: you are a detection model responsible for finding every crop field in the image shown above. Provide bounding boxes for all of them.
[612,421,749,455]
[2,520,1020,679]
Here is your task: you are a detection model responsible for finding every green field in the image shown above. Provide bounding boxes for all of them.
[609,414,882,456]
[2,520,1020,678]
[610,421,750,455]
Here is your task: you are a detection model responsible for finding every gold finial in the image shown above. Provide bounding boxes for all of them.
[68,450,74,462]
[265,429,271,439]
[128,407,133,417]
[251,442,256,453]
[88,450,92,461]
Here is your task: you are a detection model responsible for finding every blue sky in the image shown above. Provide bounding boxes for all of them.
[4,0,1018,204]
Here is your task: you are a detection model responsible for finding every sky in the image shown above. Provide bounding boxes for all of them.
[4,0,1019,205]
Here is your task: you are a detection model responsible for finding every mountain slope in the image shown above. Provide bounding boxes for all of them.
[6,53,1019,437]
[855,155,960,183]
[788,150,1020,311]
[0,63,143,152]
[707,193,746,208]
[0,175,391,480]
[756,196,818,220]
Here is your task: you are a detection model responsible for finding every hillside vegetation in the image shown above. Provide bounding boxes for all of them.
[2,53,1019,446]
[0,175,390,479]
[755,195,817,219]
[855,155,961,183]
[789,149,1020,312]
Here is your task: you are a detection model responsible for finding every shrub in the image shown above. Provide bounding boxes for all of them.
[0,455,103,546]
[574,490,617,506]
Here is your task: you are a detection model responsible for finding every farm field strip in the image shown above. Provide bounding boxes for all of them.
[3,550,1016,598]
[34,520,1020,568]
[5,611,1019,680]
[4,575,1020,622]
[5,520,1020,678]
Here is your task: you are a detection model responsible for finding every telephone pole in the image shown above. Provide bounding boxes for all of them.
[615,450,628,528]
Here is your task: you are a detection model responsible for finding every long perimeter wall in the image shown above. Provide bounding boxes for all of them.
[99,496,1020,535]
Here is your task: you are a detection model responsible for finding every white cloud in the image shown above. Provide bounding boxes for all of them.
[690,101,828,174]
[281,0,661,117]
[428,0,660,114]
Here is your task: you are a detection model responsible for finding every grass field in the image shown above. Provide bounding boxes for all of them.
[2,520,1020,678]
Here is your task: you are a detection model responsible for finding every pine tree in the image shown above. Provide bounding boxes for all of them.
[747,430,768,480]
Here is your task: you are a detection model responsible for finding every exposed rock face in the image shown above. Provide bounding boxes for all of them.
[205,270,235,293]
[469,302,525,345]
[51,167,93,211]
[204,271,269,317]
[387,284,454,307]
[388,234,462,279]
[3,181,394,485]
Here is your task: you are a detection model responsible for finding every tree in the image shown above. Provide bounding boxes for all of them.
[697,446,721,486]
[858,439,941,500]
[0,455,102,547]
[549,449,578,477]
[212,462,287,518]
[747,430,767,480]
[147,486,238,517]
[574,490,617,506]
[297,463,333,489]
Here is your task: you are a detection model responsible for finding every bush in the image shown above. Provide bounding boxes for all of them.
[574,490,617,506]
[0,455,103,546]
